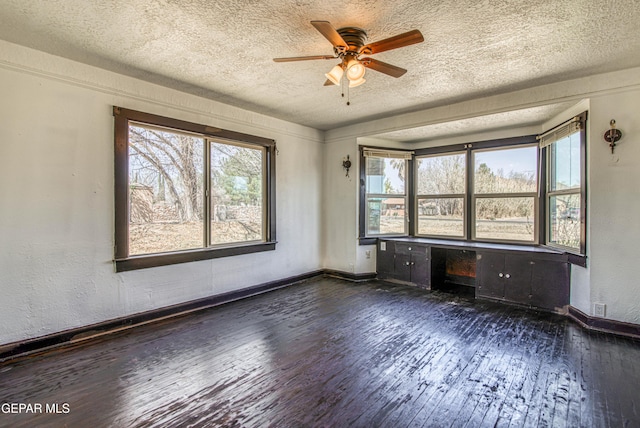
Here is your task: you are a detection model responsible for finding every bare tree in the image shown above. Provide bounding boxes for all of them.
[129,126,203,222]
[417,154,465,216]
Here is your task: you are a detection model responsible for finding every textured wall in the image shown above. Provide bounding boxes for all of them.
[588,89,640,324]
[324,69,640,325]
[0,41,324,345]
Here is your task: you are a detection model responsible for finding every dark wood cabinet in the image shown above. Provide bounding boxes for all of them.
[376,240,396,279]
[529,258,570,311]
[477,253,534,302]
[377,240,430,289]
[476,251,507,299]
[376,237,570,313]
[476,251,569,312]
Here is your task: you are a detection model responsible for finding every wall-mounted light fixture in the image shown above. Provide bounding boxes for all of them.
[342,155,352,177]
[604,119,622,153]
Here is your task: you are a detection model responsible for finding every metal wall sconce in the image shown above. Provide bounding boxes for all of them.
[604,119,622,153]
[342,155,352,177]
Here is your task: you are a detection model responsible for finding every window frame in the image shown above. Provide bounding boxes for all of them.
[471,144,540,244]
[360,136,540,245]
[414,151,468,240]
[114,107,277,272]
[359,148,413,244]
[542,111,587,257]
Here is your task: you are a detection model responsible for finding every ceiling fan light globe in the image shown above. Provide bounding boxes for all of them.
[325,65,344,85]
[346,62,366,81]
[348,77,366,88]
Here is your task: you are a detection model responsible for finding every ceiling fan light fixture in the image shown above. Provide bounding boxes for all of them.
[273,21,423,95]
[345,58,366,81]
[348,76,366,88]
[325,64,344,85]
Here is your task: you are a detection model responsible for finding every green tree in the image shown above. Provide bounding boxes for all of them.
[384,178,395,194]
[212,144,263,206]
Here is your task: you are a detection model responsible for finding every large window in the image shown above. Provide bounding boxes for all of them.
[362,149,410,237]
[542,113,586,254]
[472,145,538,243]
[114,107,276,271]
[360,136,539,244]
[359,113,586,260]
[416,152,466,238]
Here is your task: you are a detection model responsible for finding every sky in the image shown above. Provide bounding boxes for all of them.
[473,145,538,177]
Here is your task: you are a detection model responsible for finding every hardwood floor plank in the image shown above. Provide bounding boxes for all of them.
[384,298,502,427]
[1,277,640,427]
[425,307,519,427]
[564,324,586,428]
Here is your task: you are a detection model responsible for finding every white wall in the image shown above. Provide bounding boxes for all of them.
[324,67,640,325]
[588,89,640,324]
[0,41,324,345]
[1,39,639,346]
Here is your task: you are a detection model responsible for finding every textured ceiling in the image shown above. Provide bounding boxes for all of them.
[375,103,575,144]
[1,0,640,132]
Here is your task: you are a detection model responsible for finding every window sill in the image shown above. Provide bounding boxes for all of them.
[359,235,410,246]
[115,241,277,272]
[539,245,587,267]
[565,251,587,267]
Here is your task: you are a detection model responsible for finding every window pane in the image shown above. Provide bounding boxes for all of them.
[417,198,464,237]
[549,194,580,249]
[366,157,405,194]
[417,153,465,195]
[474,146,537,194]
[211,142,264,245]
[550,132,581,191]
[367,197,406,235]
[475,197,535,241]
[128,125,204,255]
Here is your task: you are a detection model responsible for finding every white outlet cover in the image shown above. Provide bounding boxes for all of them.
[594,303,606,317]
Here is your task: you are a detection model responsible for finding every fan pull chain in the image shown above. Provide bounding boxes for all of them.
[341,76,351,106]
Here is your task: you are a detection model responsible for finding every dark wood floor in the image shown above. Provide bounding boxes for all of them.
[1,277,639,427]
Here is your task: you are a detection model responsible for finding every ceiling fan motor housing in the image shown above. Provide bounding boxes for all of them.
[335,27,368,55]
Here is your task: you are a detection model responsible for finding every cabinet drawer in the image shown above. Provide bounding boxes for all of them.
[395,243,428,256]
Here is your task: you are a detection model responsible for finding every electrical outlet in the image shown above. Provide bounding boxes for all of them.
[365,250,371,259]
[593,303,606,318]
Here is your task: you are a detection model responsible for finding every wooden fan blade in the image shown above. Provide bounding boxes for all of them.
[362,58,407,78]
[311,21,348,49]
[360,29,424,55]
[273,55,336,62]
[324,79,336,86]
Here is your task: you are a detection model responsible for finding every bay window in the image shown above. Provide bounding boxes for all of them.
[361,111,586,263]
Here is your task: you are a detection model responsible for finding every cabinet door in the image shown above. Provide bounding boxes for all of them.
[503,255,534,304]
[530,259,569,311]
[476,252,506,299]
[394,253,412,282]
[376,240,395,279]
[411,246,431,289]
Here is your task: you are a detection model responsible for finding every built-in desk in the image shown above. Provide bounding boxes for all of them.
[376,237,569,313]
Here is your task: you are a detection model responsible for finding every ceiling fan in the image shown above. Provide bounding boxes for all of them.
[273,21,424,88]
